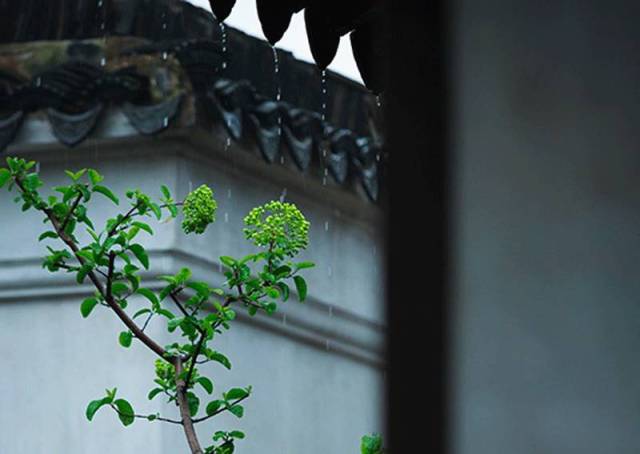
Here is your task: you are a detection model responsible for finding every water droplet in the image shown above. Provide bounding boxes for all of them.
[325,339,331,351]
[279,188,287,202]
[100,57,106,67]
[376,153,381,162]
[219,22,228,73]
[225,137,231,151]
[322,176,327,186]
[163,116,169,128]
[35,77,42,87]
[162,51,168,60]
[282,314,287,325]
[324,221,329,231]
[35,162,40,173]
[376,95,382,108]
[218,262,223,273]
[320,70,328,121]
[280,155,285,164]
[227,189,232,199]
[224,212,229,223]
[327,265,333,277]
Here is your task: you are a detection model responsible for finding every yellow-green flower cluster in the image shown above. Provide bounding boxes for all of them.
[182,184,217,234]
[243,201,310,257]
[154,359,175,382]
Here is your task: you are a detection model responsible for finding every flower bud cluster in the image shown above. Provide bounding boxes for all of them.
[243,201,310,257]
[182,185,217,234]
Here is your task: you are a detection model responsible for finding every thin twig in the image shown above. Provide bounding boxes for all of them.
[191,395,250,424]
[109,404,183,425]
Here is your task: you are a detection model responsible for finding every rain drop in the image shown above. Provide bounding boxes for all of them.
[324,221,329,231]
[100,57,106,67]
[227,189,232,199]
[325,339,331,351]
[327,265,333,277]
[35,162,40,173]
[224,136,231,151]
[218,262,223,273]
[162,116,169,128]
[279,188,287,202]
[282,314,287,326]
[224,212,229,223]
[376,95,382,108]
[320,70,328,121]
[219,22,228,73]
[280,155,285,165]
[162,51,168,61]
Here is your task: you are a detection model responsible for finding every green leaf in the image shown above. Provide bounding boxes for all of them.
[197,377,214,394]
[132,221,154,235]
[86,397,110,421]
[111,282,129,296]
[148,388,164,400]
[88,169,104,185]
[206,400,224,416]
[93,185,120,205]
[187,392,200,417]
[136,288,159,306]
[65,169,86,182]
[229,431,245,439]
[225,388,249,400]
[119,331,133,348]
[133,308,152,319]
[161,185,171,199]
[208,351,231,370]
[129,244,149,269]
[295,261,315,271]
[228,405,244,418]
[38,231,58,242]
[293,276,307,302]
[276,282,290,302]
[149,202,162,220]
[266,287,280,299]
[0,168,11,188]
[80,297,100,318]
[114,399,135,426]
[219,256,236,268]
[174,267,192,284]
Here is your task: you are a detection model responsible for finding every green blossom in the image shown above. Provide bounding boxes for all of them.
[182,185,217,234]
[243,201,310,257]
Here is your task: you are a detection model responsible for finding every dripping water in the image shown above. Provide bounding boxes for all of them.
[162,116,169,128]
[324,220,329,232]
[375,95,382,108]
[272,46,283,142]
[320,70,328,121]
[224,136,231,152]
[224,212,229,223]
[219,22,228,71]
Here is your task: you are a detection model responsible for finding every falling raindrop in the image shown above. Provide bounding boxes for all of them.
[35,162,40,174]
[219,22,228,71]
[325,339,331,351]
[272,46,283,139]
[162,51,168,61]
[279,188,287,202]
[100,57,106,67]
[162,116,169,128]
[224,212,229,223]
[320,70,328,121]
[324,220,329,232]
[376,95,382,108]
[227,189,232,199]
[279,155,285,165]
[224,136,231,152]
[35,77,42,87]
[218,262,223,273]
[282,313,287,326]
[327,265,333,277]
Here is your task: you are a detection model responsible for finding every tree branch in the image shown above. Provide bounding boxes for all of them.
[109,404,183,425]
[191,395,250,424]
[174,357,204,454]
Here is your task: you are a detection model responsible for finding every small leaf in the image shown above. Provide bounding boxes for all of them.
[93,185,120,205]
[206,400,224,416]
[147,388,164,401]
[293,276,307,302]
[88,169,104,185]
[220,256,236,267]
[114,399,135,426]
[229,431,245,439]
[136,288,159,306]
[129,244,149,269]
[228,404,244,418]
[0,168,11,188]
[197,377,214,394]
[133,308,152,319]
[86,397,110,421]
[208,351,231,370]
[225,388,249,400]
[119,331,133,348]
[80,297,99,318]
[161,185,171,199]
[295,261,315,271]
[187,392,200,417]
[132,221,154,235]
[38,231,58,242]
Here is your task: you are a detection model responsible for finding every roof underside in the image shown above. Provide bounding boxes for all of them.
[0,0,385,202]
